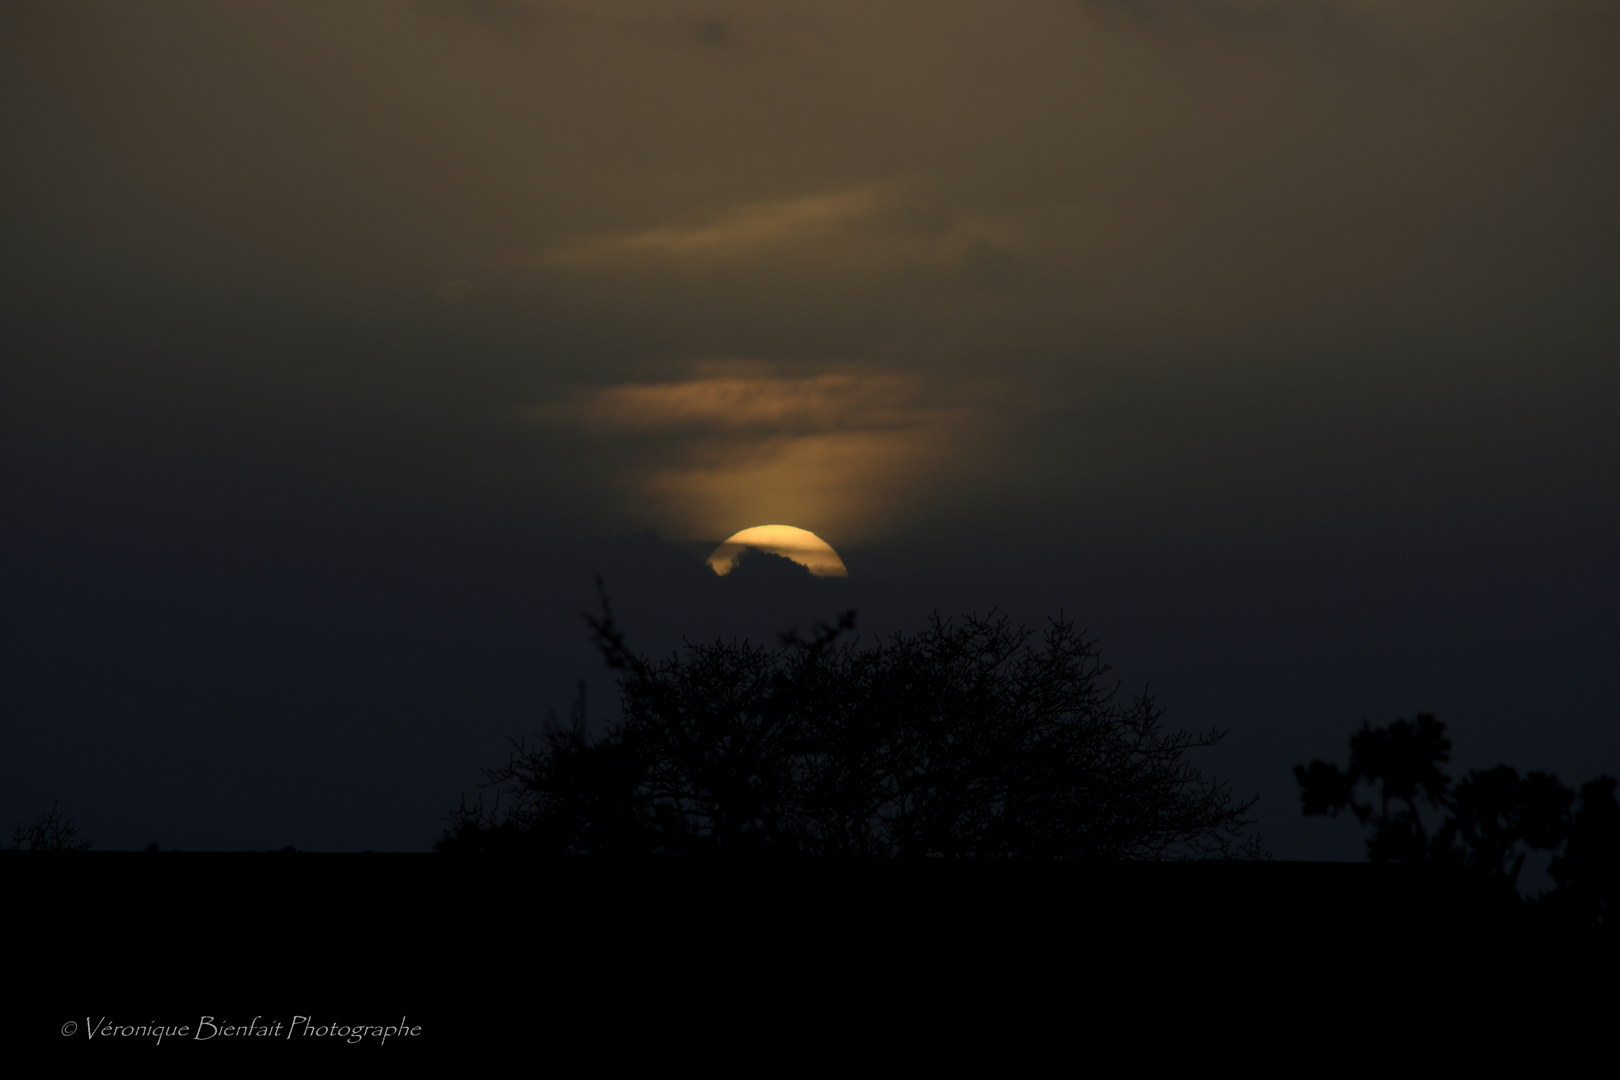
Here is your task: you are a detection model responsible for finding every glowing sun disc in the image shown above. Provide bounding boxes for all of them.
[706,525,849,578]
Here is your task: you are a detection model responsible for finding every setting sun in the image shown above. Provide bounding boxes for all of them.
[706,525,849,578]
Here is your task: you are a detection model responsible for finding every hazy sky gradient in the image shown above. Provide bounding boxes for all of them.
[3,1,1616,853]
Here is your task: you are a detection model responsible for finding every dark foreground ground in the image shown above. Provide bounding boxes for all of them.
[9,854,1611,1056]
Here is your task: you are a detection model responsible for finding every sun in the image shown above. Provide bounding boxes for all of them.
[706,525,849,578]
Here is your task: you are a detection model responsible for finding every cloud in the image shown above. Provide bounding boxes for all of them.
[4,0,1615,544]
[537,185,1017,272]
[533,367,993,542]
[566,370,927,435]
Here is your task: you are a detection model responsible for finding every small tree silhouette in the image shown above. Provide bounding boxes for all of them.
[1294,714,1458,863]
[1547,778,1620,932]
[8,802,93,851]
[442,590,1262,858]
[1297,715,1618,929]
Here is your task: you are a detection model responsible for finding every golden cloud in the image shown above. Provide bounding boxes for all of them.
[536,368,991,542]
[537,185,1017,272]
[570,371,926,435]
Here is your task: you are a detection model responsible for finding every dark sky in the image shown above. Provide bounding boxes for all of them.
[4,1,1617,856]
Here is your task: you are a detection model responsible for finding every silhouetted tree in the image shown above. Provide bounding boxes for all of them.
[1294,714,1454,863]
[1545,777,1620,932]
[1297,716,1618,929]
[443,591,1262,859]
[8,803,93,851]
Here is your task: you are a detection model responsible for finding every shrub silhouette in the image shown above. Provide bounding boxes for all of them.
[8,802,93,852]
[442,590,1261,858]
[1297,715,1618,930]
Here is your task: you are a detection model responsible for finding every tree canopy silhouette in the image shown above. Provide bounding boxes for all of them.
[1297,715,1618,931]
[443,592,1261,859]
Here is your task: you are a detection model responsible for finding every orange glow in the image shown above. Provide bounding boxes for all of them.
[540,368,987,544]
